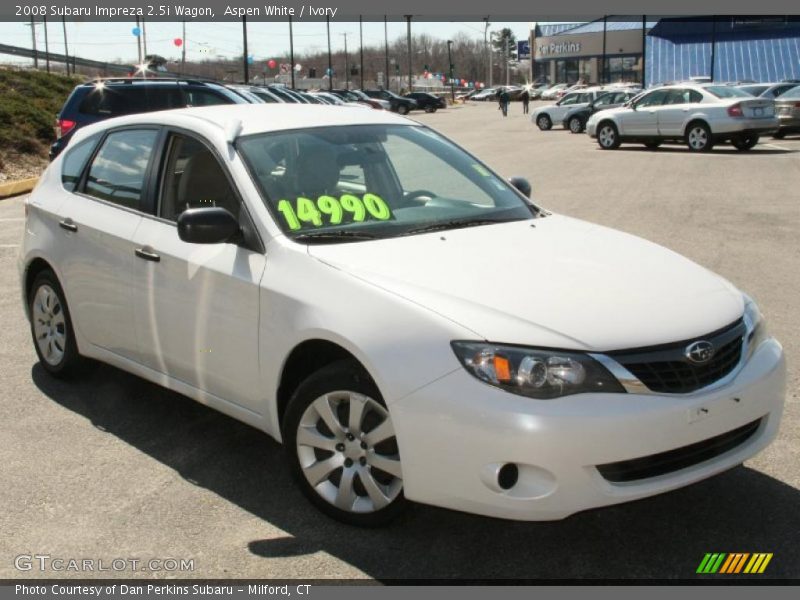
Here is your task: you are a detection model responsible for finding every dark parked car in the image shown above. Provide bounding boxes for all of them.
[772,84,800,138]
[404,92,446,112]
[561,89,640,133]
[329,89,387,109]
[363,90,418,114]
[50,78,248,160]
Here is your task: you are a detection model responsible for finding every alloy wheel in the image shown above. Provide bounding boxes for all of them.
[598,125,616,148]
[32,284,67,366]
[569,117,582,133]
[688,126,709,150]
[296,391,403,514]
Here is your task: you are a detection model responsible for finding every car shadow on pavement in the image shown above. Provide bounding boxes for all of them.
[609,146,795,155]
[32,362,800,581]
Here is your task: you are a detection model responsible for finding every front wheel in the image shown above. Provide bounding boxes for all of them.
[397,104,409,115]
[28,269,84,378]
[424,105,435,113]
[732,135,759,151]
[596,122,621,149]
[686,122,714,152]
[536,114,552,131]
[283,360,407,526]
[568,116,584,134]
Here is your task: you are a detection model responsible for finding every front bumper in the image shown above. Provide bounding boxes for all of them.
[390,338,785,521]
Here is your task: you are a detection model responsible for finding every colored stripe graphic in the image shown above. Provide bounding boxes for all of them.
[700,553,772,574]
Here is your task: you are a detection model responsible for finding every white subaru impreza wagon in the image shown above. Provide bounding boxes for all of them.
[19,104,785,525]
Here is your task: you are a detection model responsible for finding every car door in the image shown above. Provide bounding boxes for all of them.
[550,93,583,121]
[130,130,267,413]
[657,88,703,136]
[618,89,669,136]
[56,127,160,361]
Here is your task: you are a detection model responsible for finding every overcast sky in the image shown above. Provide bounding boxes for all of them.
[0,20,536,67]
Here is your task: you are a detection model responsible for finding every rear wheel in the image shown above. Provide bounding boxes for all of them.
[732,135,759,151]
[568,116,584,134]
[597,122,620,149]
[773,130,786,139]
[28,269,84,378]
[397,104,409,115]
[283,360,407,526]
[536,114,552,131]
[685,122,714,152]
[424,105,435,113]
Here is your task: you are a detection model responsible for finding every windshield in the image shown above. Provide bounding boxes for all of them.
[237,124,536,242]
[705,86,752,99]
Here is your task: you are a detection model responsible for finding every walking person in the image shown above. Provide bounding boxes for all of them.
[499,88,510,117]
[521,88,530,114]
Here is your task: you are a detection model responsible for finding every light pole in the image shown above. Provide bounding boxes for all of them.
[447,40,455,102]
[342,33,349,90]
[483,17,490,87]
[404,15,412,93]
[326,15,333,90]
[384,15,389,91]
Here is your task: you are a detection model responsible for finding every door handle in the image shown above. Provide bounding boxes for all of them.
[58,218,78,232]
[135,247,161,262]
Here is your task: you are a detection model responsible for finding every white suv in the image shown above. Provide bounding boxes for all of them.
[587,83,779,151]
[19,104,785,525]
[532,88,608,130]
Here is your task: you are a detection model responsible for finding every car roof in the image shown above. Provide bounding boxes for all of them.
[68,104,416,144]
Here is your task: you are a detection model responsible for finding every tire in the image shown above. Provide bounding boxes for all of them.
[536,114,552,131]
[685,122,714,152]
[282,359,407,526]
[644,141,661,149]
[397,104,409,115]
[568,116,584,134]
[424,105,435,113]
[732,135,759,151]
[28,269,84,378]
[596,122,621,149]
[772,130,785,139]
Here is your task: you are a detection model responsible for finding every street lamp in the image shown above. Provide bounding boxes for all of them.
[447,40,454,102]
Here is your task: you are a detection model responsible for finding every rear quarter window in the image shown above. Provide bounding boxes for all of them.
[61,134,100,191]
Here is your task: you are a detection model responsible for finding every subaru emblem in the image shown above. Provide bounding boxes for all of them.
[685,341,715,364]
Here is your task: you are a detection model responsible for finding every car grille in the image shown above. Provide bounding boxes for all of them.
[596,418,762,483]
[608,319,746,394]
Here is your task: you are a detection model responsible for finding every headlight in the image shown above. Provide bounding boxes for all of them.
[743,295,769,352]
[451,341,626,399]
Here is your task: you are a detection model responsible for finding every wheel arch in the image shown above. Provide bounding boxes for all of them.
[684,117,711,138]
[276,338,375,435]
[23,257,58,320]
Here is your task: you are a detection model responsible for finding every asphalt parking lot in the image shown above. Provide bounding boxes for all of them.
[1,100,799,580]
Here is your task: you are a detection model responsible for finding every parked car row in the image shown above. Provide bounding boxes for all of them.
[51,77,448,159]
[530,79,800,151]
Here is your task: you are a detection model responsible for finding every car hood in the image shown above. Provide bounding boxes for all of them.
[307,215,743,351]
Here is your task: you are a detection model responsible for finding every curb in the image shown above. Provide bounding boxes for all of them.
[0,177,38,199]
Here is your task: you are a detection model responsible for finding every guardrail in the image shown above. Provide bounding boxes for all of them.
[0,42,134,74]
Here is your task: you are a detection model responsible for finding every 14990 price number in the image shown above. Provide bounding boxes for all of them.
[277,194,393,231]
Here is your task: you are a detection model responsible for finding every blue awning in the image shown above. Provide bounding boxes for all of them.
[646,18,800,86]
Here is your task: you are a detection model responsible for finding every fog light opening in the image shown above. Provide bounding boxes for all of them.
[497,463,519,490]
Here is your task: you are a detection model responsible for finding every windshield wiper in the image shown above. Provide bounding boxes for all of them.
[400,218,515,237]
[291,230,379,244]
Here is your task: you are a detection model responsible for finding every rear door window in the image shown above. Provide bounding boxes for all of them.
[61,134,100,191]
[184,88,230,106]
[83,129,159,211]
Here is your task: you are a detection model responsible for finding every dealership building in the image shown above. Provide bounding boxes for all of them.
[531,17,800,87]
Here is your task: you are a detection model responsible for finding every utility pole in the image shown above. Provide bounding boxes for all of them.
[404,15,412,93]
[289,16,295,88]
[641,15,646,86]
[135,16,142,65]
[242,15,249,83]
[43,15,50,73]
[62,17,69,75]
[29,16,38,69]
[447,40,455,102]
[483,17,490,87]
[142,17,148,60]
[601,15,607,84]
[488,30,493,87]
[384,16,389,91]
[505,31,510,86]
[181,20,186,75]
[326,16,333,90]
[342,33,349,90]
[359,16,364,89]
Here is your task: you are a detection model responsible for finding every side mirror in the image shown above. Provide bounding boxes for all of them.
[177,207,240,244]
[509,176,532,198]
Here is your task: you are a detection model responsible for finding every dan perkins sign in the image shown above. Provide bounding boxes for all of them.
[536,41,582,56]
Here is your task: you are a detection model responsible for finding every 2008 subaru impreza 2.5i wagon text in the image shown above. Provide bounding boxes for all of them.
[19,104,785,526]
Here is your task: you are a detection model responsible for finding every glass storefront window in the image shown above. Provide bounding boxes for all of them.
[556,59,580,84]
[603,55,642,84]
